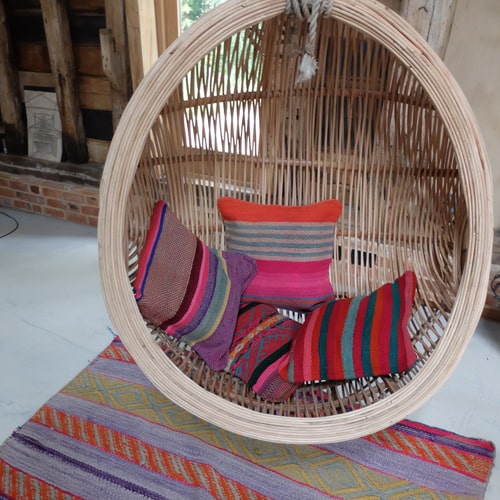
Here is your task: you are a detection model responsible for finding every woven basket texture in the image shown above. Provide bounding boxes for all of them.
[98,0,493,443]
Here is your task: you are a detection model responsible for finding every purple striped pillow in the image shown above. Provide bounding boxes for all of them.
[278,271,418,383]
[217,197,342,311]
[133,201,256,371]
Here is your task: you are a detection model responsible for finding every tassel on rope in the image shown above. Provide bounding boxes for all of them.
[286,0,333,84]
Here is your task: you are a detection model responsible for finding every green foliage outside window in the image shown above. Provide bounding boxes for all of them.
[180,0,226,32]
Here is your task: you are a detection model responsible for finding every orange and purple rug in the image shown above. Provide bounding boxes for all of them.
[0,338,495,499]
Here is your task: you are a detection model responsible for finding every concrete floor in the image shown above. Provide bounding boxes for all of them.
[1,208,498,498]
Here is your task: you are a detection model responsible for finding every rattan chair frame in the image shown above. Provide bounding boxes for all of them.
[98,0,493,443]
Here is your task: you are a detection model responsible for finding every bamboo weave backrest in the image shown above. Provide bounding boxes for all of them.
[99,0,492,442]
[130,13,461,329]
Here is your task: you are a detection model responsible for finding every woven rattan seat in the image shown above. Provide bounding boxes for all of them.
[98,0,493,443]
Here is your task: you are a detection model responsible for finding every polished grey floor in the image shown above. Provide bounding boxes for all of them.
[1,208,498,498]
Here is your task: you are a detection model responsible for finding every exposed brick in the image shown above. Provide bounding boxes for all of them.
[16,191,45,205]
[82,205,99,217]
[44,206,66,219]
[85,194,99,206]
[42,187,64,199]
[0,197,13,208]
[13,199,31,210]
[66,212,88,225]
[47,198,67,210]
[61,191,85,204]
[1,172,100,227]
[9,180,30,192]
[88,216,98,227]
[0,187,16,198]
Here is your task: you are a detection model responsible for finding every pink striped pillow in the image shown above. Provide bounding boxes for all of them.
[133,201,256,371]
[217,197,342,311]
[278,271,418,383]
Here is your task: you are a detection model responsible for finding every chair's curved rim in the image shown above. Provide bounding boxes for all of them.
[98,0,493,443]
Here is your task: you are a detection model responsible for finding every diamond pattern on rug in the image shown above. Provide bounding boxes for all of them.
[0,337,495,500]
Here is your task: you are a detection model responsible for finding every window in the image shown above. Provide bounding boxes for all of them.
[180,0,227,32]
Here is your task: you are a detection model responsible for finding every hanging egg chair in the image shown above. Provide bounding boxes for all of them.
[98,0,493,443]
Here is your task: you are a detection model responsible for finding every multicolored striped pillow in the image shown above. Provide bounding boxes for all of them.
[226,303,301,402]
[217,197,342,311]
[278,271,418,383]
[133,201,256,371]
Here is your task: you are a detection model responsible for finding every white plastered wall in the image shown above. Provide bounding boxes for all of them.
[444,0,500,228]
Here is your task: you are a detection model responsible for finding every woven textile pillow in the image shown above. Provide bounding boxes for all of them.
[133,200,256,371]
[278,271,418,383]
[226,303,301,402]
[217,197,342,311]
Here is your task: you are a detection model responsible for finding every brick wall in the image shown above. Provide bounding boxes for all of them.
[0,171,99,227]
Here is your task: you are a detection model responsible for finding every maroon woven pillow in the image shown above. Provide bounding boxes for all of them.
[226,303,301,402]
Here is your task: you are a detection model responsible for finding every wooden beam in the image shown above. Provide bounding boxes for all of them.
[400,0,457,58]
[154,0,179,54]
[125,0,158,90]
[40,0,88,163]
[0,0,27,154]
[19,72,112,111]
[380,0,401,12]
[100,29,128,127]
[17,42,106,77]
[87,138,109,164]
[78,76,112,111]
[102,0,131,130]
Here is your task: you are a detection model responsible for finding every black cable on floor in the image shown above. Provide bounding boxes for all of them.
[0,210,20,238]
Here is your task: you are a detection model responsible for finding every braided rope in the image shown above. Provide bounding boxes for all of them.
[286,0,333,83]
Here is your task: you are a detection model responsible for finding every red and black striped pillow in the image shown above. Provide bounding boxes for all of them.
[278,271,418,383]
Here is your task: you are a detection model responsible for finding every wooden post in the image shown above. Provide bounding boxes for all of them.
[0,0,27,154]
[125,0,158,91]
[154,0,179,54]
[400,0,457,58]
[101,0,132,130]
[40,0,88,163]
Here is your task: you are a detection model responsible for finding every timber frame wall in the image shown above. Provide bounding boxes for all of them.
[0,0,456,165]
[0,0,162,164]
[0,0,167,224]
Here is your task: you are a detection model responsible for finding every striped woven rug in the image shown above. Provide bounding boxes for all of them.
[0,338,495,499]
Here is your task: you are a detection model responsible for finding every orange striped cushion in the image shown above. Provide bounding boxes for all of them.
[217,197,342,311]
[278,271,418,382]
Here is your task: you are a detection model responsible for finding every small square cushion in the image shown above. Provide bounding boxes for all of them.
[226,302,301,402]
[217,197,342,311]
[278,271,418,383]
[133,201,256,371]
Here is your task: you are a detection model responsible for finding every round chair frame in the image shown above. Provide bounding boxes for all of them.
[98,0,493,443]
